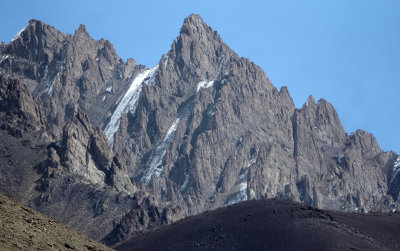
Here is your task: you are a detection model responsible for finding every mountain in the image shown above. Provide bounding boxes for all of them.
[0,14,399,247]
[0,193,111,250]
[115,199,400,251]
[0,74,183,245]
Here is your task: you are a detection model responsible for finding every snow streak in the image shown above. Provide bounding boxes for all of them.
[391,156,400,185]
[142,118,180,184]
[0,55,9,65]
[104,66,157,147]
[196,51,226,92]
[226,158,256,206]
[10,24,29,43]
[45,60,65,95]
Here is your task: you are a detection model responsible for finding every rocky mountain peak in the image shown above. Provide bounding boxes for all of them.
[76,24,89,35]
[5,19,66,63]
[165,14,232,82]
[306,95,316,107]
[1,15,399,248]
[180,14,212,36]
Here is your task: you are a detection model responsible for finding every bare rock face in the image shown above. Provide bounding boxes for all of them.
[109,14,398,215]
[0,76,182,245]
[32,108,184,242]
[0,75,52,203]
[0,19,139,137]
[1,13,400,247]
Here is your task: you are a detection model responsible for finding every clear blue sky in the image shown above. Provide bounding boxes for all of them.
[1,0,399,153]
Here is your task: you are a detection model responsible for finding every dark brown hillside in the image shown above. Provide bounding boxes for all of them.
[116,199,400,251]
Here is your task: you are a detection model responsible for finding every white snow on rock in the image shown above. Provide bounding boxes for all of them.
[104,66,157,147]
[196,80,215,92]
[391,156,400,184]
[0,55,9,65]
[46,72,59,95]
[143,65,159,86]
[180,173,189,191]
[10,24,29,43]
[42,65,49,80]
[226,158,255,206]
[162,55,169,68]
[106,86,112,93]
[196,52,226,93]
[142,118,180,184]
[226,170,249,206]
[45,60,65,95]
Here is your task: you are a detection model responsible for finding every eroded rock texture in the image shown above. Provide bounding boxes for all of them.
[0,14,399,247]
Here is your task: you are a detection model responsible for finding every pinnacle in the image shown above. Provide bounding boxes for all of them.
[307,95,316,105]
[180,13,208,35]
[77,24,89,35]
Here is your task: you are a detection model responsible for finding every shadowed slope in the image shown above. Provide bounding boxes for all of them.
[116,199,400,251]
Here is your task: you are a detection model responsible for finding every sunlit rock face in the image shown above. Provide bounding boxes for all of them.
[0,14,399,247]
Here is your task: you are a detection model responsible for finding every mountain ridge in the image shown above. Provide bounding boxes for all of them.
[0,13,399,247]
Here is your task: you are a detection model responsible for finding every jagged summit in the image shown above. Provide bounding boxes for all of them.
[0,14,400,248]
[180,14,216,37]
[76,23,89,35]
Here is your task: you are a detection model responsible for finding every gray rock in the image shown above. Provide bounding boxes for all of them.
[0,13,399,247]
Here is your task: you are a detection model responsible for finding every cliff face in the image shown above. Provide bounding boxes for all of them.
[0,14,399,247]
[109,14,398,214]
[0,19,139,137]
[0,75,183,244]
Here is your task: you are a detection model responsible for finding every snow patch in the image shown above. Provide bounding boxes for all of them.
[127,72,133,79]
[142,118,180,184]
[104,66,157,146]
[0,55,8,64]
[96,57,99,62]
[226,157,255,206]
[42,65,49,80]
[106,86,112,93]
[180,173,189,191]
[10,24,29,43]
[196,52,226,93]
[196,80,215,92]
[226,169,249,206]
[394,157,400,168]
[391,156,400,184]
[46,72,59,95]
[143,65,159,86]
[162,55,169,68]
[247,158,256,167]
[45,60,65,95]
[102,96,106,101]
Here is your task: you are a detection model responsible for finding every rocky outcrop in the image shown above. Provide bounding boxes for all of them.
[0,75,52,203]
[32,108,184,242]
[0,13,399,247]
[0,75,182,245]
[102,195,184,246]
[0,19,140,137]
[108,14,398,215]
